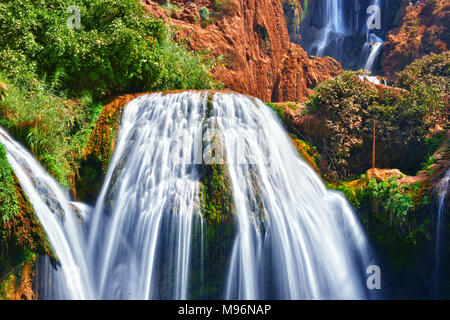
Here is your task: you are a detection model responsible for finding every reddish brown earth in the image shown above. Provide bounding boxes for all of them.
[383,0,450,81]
[142,0,341,102]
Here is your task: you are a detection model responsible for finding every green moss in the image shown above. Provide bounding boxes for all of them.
[198,124,234,225]
[331,170,439,298]
[290,134,321,174]
[191,102,236,298]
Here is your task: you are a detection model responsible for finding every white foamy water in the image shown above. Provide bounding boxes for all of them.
[1,92,376,299]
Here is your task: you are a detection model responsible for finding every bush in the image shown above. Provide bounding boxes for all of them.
[0,144,19,229]
[199,6,210,21]
[0,0,220,99]
[306,70,445,179]
[396,51,450,95]
[0,77,93,187]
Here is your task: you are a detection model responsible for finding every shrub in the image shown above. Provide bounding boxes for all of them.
[0,0,220,99]
[396,51,450,95]
[199,6,210,21]
[0,77,92,187]
[0,144,19,229]
[306,70,445,179]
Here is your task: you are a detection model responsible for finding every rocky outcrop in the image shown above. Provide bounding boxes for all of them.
[383,0,450,81]
[142,0,340,102]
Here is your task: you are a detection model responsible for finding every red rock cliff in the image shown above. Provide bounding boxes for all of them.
[143,0,341,102]
[383,0,450,81]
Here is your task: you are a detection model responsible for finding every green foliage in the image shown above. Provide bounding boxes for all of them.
[0,0,221,187]
[396,51,449,96]
[358,178,415,221]
[333,172,431,249]
[266,102,291,126]
[199,161,234,225]
[0,0,220,99]
[199,6,210,21]
[0,144,19,230]
[0,77,92,187]
[306,70,446,178]
[160,1,182,13]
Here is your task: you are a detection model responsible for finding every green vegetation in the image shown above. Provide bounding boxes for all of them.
[198,6,215,28]
[198,123,234,225]
[396,51,450,96]
[160,1,182,14]
[214,0,233,14]
[290,134,321,174]
[0,0,221,187]
[0,0,219,99]
[0,78,96,187]
[306,70,446,179]
[0,144,19,232]
[199,6,210,21]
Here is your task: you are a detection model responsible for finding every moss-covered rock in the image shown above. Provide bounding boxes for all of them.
[290,134,320,174]
[76,93,144,203]
[189,92,236,299]
[332,165,449,299]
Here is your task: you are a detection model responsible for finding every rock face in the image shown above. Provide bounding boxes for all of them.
[383,0,450,81]
[142,0,340,102]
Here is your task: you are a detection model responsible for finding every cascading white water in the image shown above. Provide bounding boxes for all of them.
[360,0,384,72]
[0,128,93,300]
[1,92,376,300]
[213,93,373,299]
[432,169,450,298]
[361,34,384,72]
[86,92,206,299]
[311,0,346,57]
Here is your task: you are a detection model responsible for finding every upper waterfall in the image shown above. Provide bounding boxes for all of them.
[1,92,376,300]
[294,0,392,73]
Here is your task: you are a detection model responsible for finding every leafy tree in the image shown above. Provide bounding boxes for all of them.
[0,0,220,98]
[306,70,445,179]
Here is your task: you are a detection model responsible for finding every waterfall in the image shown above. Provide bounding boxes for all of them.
[86,92,205,299]
[1,92,376,299]
[0,128,93,299]
[298,0,388,73]
[432,169,450,298]
[361,34,384,72]
[310,0,346,58]
[213,93,373,299]
[360,0,384,72]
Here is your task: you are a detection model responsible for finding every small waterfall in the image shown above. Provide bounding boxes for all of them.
[360,0,384,72]
[361,34,384,72]
[432,169,450,298]
[310,0,346,58]
[1,92,377,299]
[0,128,93,299]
